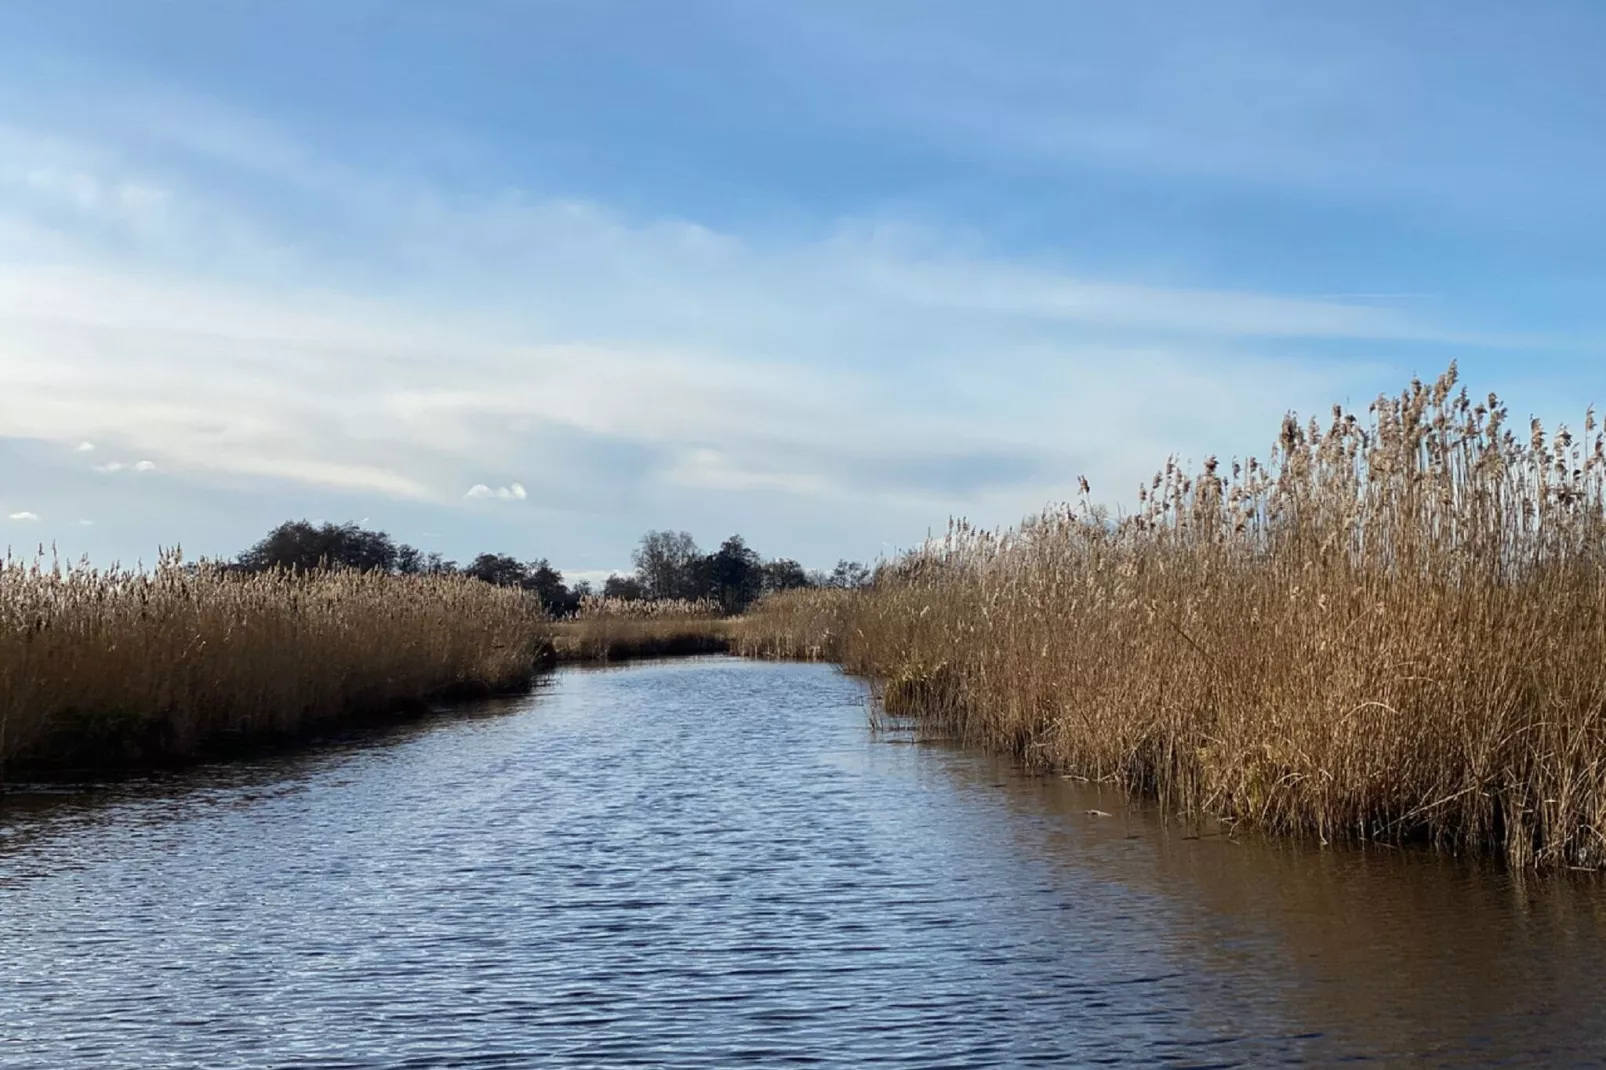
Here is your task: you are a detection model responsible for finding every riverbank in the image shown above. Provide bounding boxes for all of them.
[0,554,549,779]
[552,619,732,661]
[552,595,732,662]
[0,574,754,779]
[17,657,1601,1067]
[741,367,1606,871]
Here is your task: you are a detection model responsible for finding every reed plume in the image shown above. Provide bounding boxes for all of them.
[743,364,1606,869]
[0,551,548,774]
[553,594,730,661]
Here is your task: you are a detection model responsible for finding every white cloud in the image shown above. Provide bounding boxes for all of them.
[663,447,833,495]
[560,568,628,589]
[8,511,39,521]
[76,518,94,526]
[466,482,527,501]
[75,440,94,452]
[0,103,1483,551]
[0,240,1399,522]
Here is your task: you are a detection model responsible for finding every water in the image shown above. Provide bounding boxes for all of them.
[5,658,1606,1067]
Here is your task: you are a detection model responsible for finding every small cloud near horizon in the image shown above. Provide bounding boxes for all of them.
[75,441,95,452]
[561,567,628,589]
[466,482,527,501]
[94,460,157,473]
[9,511,40,521]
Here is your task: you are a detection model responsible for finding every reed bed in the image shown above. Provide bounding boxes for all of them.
[733,588,859,661]
[0,552,548,775]
[553,595,731,661]
[743,365,1606,869]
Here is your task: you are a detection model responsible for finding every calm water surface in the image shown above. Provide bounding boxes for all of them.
[5,658,1606,1067]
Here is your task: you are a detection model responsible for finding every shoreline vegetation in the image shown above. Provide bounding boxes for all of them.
[0,528,865,779]
[14,363,1606,873]
[555,596,733,661]
[737,365,1606,871]
[0,553,548,778]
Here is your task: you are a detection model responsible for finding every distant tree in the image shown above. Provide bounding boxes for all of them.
[238,521,402,573]
[602,573,646,600]
[706,534,764,614]
[525,558,579,616]
[461,553,582,614]
[464,552,528,588]
[396,544,424,575]
[827,559,873,590]
[683,553,715,602]
[422,551,457,575]
[761,558,811,593]
[632,530,702,600]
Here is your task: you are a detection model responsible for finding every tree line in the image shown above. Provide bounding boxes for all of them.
[233,521,873,615]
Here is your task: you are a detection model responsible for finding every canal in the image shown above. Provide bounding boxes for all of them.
[4,658,1606,1066]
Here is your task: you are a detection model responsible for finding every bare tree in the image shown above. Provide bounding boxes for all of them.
[631,530,701,600]
[827,559,873,590]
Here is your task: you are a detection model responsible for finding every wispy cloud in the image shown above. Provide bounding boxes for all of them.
[74,440,93,451]
[8,510,39,521]
[0,129,1457,520]
[0,85,1501,560]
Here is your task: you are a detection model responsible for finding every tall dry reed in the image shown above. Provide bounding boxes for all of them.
[0,552,548,774]
[553,595,730,661]
[733,588,859,661]
[744,365,1606,869]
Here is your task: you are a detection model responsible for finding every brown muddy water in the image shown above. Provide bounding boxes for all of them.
[3,658,1606,1067]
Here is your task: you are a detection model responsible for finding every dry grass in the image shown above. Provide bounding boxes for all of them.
[0,552,548,775]
[733,588,859,661]
[554,595,731,661]
[743,364,1606,869]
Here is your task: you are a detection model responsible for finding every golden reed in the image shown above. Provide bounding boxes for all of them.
[0,552,547,774]
[553,594,730,661]
[740,365,1606,869]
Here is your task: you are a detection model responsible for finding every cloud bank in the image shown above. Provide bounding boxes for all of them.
[0,71,1500,565]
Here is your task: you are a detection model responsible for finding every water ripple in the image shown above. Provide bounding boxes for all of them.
[4,658,1606,1067]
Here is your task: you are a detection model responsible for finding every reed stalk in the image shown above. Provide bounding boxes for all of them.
[742,365,1606,869]
[0,550,548,774]
[553,595,731,661]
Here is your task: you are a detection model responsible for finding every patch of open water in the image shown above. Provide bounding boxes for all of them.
[4,657,1605,1066]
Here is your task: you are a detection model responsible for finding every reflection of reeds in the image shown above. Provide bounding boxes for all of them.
[744,365,1606,869]
[554,596,730,661]
[0,552,548,774]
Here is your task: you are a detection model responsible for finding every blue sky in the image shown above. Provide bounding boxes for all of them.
[2,2,1602,578]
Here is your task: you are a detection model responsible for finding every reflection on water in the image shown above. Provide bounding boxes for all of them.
[4,657,1605,1067]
